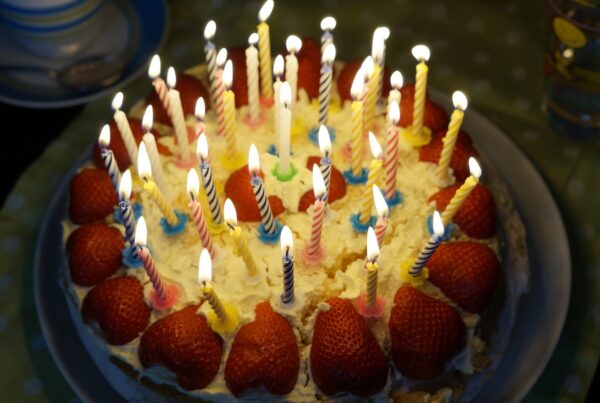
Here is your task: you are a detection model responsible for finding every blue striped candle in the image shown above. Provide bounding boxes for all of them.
[409,211,444,277]
[98,124,120,193]
[197,133,222,224]
[280,225,295,304]
[118,170,136,247]
[318,44,336,126]
[249,144,276,234]
[318,125,332,203]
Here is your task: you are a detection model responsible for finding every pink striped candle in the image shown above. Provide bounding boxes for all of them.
[187,169,215,259]
[148,55,171,120]
[373,185,389,247]
[383,100,400,200]
[306,165,327,257]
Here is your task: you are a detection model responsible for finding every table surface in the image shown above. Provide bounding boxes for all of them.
[0,0,598,402]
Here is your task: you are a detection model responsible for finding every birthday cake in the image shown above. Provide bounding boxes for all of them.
[60,9,529,403]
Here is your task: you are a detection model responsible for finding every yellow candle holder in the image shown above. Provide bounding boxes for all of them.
[399,259,429,287]
[402,125,432,147]
[205,302,240,334]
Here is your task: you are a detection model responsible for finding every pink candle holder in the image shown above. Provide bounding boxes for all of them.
[173,153,200,170]
[299,243,326,266]
[260,96,274,107]
[242,111,267,128]
[149,283,179,311]
[355,293,385,318]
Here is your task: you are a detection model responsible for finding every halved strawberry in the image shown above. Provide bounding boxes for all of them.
[419,129,479,181]
[81,276,151,345]
[224,166,285,222]
[139,304,223,390]
[336,59,391,102]
[428,241,500,313]
[296,37,321,99]
[310,297,388,397]
[228,46,248,107]
[67,223,124,286]
[429,184,497,239]
[225,301,299,396]
[145,73,210,126]
[399,84,449,133]
[389,286,465,379]
[68,168,118,225]
[298,156,346,212]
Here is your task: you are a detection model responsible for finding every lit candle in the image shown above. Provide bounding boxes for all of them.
[278,82,292,176]
[372,27,390,99]
[135,216,170,304]
[365,226,380,307]
[98,124,121,193]
[440,158,482,225]
[187,169,215,259]
[387,71,403,110]
[148,55,171,122]
[409,210,444,277]
[196,132,222,224]
[224,198,258,276]
[358,132,383,224]
[222,60,239,163]
[318,43,336,127]
[373,185,389,247]
[166,67,191,160]
[246,33,261,121]
[383,100,401,200]
[257,0,274,100]
[215,48,228,137]
[111,92,137,165]
[364,40,383,132]
[273,55,284,140]
[198,248,227,321]
[306,165,327,257]
[195,97,206,135]
[285,35,302,106]
[137,142,178,226]
[249,144,277,234]
[118,169,136,248]
[318,125,332,202]
[435,91,468,182]
[350,70,365,177]
[280,225,295,304]
[203,20,218,108]
[320,16,336,54]
[360,57,374,133]
[141,105,167,194]
[411,44,431,141]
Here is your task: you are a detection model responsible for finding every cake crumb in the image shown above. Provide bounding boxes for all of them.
[317,302,330,312]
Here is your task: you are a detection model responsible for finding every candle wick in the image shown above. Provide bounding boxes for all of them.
[190,192,195,202]
[226,223,234,231]
[286,246,290,257]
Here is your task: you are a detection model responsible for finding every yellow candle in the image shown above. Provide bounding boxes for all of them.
[366,226,380,306]
[440,158,482,225]
[411,45,430,139]
[350,71,364,176]
[222,60,238,162]
[364,37,384,132]
[257,0,274,99]
[224,198,258,276]
[359,133,383,224]
[435,91,468,182]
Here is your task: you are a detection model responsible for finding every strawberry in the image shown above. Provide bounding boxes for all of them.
[336,59,391,102]
[81,276,151,345]
[399,84,449,133]
[68,168,118,224]
[145,73,210,126]
[296,37,321,99]
[139,304,223,390]
[419,129,479,181]
[310,297,388,397]
[224,166,285,222]
[228,46,248,107]
[225,301,300,396]
[427,242,500,313]
[67,223,124,286]
[298,156,346,212]
[429,184,497,238]
[389,286,466,379]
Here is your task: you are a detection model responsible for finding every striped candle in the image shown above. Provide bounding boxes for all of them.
[383,101,400,199]
[360,57,374,133]
[195,97,206,135]
[435,91,468,182]
[142,105,167,194]
[148,55,171,121]
[409,211,444,277]
[318,43,336,126]
[215,48,228,137]
[222,60,238,162]
[111,92,138,165]
[318,125,332,202]
[203,20,218,108]
[196,133,222,224]
[118,169,136,247]
[257,0,274,99]
[372,27,389,99]
[280,225,295,304]
[307,165,327,257]
[246,33,261,121]
[187,169,215,259]
[166,67,191,160]
[366,226,380,307]
[373,185,389,247]
[350,71,365,176]
[359,133,383,224]
[364,63,380,133]
[198,249,227,321]
[411,45,431,139]
[320,16,336,55]
[249,144,276,234]
[98,124,121,193]
[135,216,168,302]
[441,158,481,225]
[224,199,258,276]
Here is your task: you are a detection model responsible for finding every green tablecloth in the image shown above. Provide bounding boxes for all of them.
[1,0,598,401]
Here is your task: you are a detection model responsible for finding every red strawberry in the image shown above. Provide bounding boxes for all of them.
[81,276,151,345]
[139,304,223,390]
[67,223,124,286]
[399,84,449,133]
[145,73,210,126]
[225,301,300,396]
[336,59,392,102]
[224,166,285,222]
[429,184,497,238]
[298,156,346,212]
[68,168,118,224]
[228,47,248,107]
[427,242,500,313]
[310,297,388,397]
[419,129,479,181]
[389,286,466,379]
[296,37,321,99]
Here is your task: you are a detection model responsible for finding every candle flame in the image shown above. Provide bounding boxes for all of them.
[248,32,259,46]
[373,185,388,218]
[452,90,468,111]
[148,55,161,79]
[286,35,302,53]
[387,100,400,124]
[368,132,383,159]
[98,124,111,147]
[224,198,238,226]
[137,142,152,180]
[197,132,209,160]
[374,26,390,41]
[318,125,332,156]
[280,225,293,253]
[248,144,261,173]
[119,169,132,200]
[195,97,206,120]
[411,44,431,62]
[312,164,326,199]
[273,55,284,76]
[366,226,379,262]
[361,56,374,79]
[391,70,403,89]
[468,157,482,179]
[142,105,153,131]
[166,67,177,89]
[320,16,336,31]
[216,48,228,66]
[198,248,212,283]
[258,0,274,22]
[134,216,147,246]
[204,20,216,40]
[111,91,124,111]
[223,60,233,89]
[351,70,364,100]
[280,81,292,108]
[432,210,444,236]
[187,168,200,198]
[322,43,336,64]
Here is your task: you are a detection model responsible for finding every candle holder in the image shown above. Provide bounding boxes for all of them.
[259,95,274,107]
[355,293,386,318]
[242,111,267,128]
[308,126,335,146]
[149,282,180,311]
[385,190,404,209]
[426,213,455,241]
[206,218,227,235]
[343,168,369,185]
[271,161,298,182]
[205,303,240,334]
[173,153,200,170]
[399,260,429,287]
[159,210,188,236]
[122,246,143,269]
[349,213,377,233]
[113,202,143,224]
[299,243,326,266]
[402,125,432,147]
[257,220,283,244]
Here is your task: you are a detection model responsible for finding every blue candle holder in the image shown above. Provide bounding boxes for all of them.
[113,202,143,224]
[350,214,377,233]
[385,190,404,209]
[426,213,455,241]
[160,210,188,236]
[257,220,283,244]
[308,126,335,146]
[343,167,369,185]
[122,247,143,269]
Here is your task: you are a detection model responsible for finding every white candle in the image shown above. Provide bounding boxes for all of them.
[273,55,284,142]
[246,33,261,121]
[166,67,190,160]
[285,35,302,106]
[195,97,206,135]
[279,82,292,176]
[141,105,166,194]
[111,92,137,165]
[387,71,403,110]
